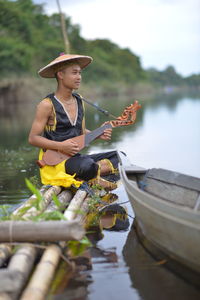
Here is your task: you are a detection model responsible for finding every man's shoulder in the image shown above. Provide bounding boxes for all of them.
[37,97,53,112]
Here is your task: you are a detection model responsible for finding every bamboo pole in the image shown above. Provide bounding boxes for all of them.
[0,270,19,292]
[0,292,11,300]
[42,186,62,204]
[20,245,61,300]
[25,185,62,218]
[74,196,91,224]
[56,0,70,53]
[64,190,87,221]
[0,221,85,242]
[0,188,50,273]
[0,245,12,268]
[46,189,73,212]
[0,188,50,270]
[0,245,37,299]
[0,186,49,268]
[15,186,62,218]
[12,185,49,216]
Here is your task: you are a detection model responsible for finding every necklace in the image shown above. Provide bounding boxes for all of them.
[64,96,75,105]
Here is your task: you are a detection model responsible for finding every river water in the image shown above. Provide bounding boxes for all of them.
[0,92,200,299]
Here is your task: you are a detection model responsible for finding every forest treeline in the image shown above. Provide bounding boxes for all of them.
[0,0,199,89]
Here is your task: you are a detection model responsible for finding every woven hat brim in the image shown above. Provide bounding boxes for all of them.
[38,55,93,78]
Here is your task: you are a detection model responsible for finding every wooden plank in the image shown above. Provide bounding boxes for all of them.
[125,165,147,174]
[145,178,198,208]
[147,168,200,192]
[194,194,200,211]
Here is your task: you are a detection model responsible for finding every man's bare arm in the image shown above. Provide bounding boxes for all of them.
[28,100,79,155]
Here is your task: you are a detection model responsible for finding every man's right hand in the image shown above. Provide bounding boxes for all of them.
[59,139,80,156]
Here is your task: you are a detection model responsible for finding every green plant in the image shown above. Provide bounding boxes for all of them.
[29,175,41,189]
[67,236,92,256]
[0,205,12,220]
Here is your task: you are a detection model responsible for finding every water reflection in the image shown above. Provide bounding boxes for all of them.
[1,93,200,204]
[0,101,36,149]
[88,96,200,178]
[0,147,39,205]
[123,224,200,300]
[50,244,119,300]
[0,89,200,300]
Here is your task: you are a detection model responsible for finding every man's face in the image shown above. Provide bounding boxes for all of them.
[59,63,82,90]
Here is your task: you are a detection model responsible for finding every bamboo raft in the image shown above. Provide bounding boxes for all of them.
[0,181,124,300]
[0,184,98,300]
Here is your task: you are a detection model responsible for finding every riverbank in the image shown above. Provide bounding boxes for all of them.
[1,76,199,110]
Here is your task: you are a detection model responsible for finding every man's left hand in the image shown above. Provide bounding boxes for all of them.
[99,122,112,140]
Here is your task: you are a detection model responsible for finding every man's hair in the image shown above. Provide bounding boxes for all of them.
[55,61,81,81]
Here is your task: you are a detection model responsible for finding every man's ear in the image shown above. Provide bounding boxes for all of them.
[57,70,64,80]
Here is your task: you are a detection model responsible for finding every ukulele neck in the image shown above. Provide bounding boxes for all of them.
[85,123,112,146]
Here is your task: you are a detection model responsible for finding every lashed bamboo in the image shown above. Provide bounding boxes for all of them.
[64,189,87,220]
[0,221,85,242]
[22,186,62,218]
[20,244,61,300]
[0,270,19,293]
[0,245,12,268]
[12,185,49,216]
[0,187,89,299]
[41,186,62,205]
[0,292,11,300]
[0,188,50,270]
[0,187,49,270]
[74,196,91,224]
[46,189,73,212]
[0,245,37,300]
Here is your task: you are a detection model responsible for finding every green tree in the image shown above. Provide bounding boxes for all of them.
[1,0,192,88]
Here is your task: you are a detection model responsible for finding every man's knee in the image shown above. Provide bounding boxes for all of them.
[78,159,98,180]
[65,155,98,181]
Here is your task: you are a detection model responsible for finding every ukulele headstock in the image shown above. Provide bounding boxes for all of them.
[110,100,141,127]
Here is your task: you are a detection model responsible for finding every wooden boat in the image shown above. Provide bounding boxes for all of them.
[118,152,200,285]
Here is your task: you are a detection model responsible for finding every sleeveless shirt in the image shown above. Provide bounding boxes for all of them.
[43,93,85,142]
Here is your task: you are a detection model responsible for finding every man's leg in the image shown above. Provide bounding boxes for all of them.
[65,151,123,190]
[89,151,119,177]
[65,154,98,181]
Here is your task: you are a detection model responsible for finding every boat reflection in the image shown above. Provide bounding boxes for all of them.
[122,223,200,300]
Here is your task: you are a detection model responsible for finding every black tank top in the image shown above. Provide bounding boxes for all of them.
[43,93,85,142]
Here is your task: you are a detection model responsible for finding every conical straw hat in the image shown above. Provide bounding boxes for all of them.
[38,53,93,78]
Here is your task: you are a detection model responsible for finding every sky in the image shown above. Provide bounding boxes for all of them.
[33,0,200,76]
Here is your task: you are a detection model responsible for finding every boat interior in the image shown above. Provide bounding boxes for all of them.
[118,152,200,210]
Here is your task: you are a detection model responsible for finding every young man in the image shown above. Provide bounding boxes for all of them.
[29,54,119,189]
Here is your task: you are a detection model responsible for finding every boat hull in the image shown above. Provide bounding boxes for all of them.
[119,163,200,275]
